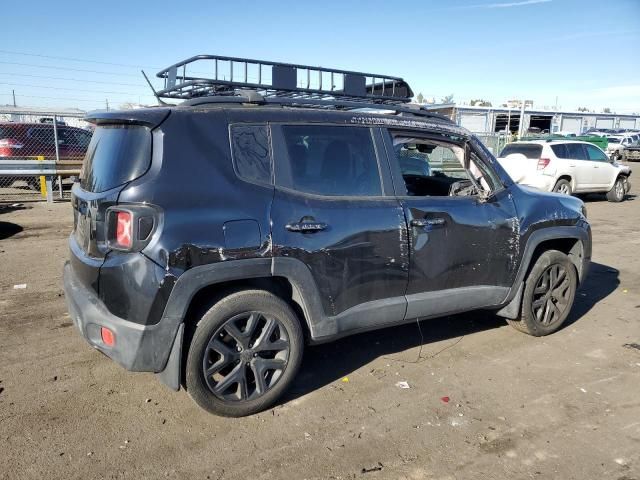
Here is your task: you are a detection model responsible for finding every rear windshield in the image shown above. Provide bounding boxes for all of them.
[80,125,151,193]
[499,144,542,159]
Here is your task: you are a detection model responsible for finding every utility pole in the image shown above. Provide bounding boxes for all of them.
[518,99,526,138]
[105,98,109,111]
[12,90,16,107]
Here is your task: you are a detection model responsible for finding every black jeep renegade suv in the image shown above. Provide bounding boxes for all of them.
[63,56,591,416]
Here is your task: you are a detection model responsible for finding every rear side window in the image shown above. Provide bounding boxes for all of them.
[230,124,272,185]
[277,125,381,196]
[565,143,587,160]
[81,125,151,193]
[499,144,542,159]
[550,144,569,158]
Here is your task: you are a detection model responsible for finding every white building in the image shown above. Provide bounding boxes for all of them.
[424,104,640,135]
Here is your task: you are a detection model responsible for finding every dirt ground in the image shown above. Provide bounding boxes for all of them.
[0,194,639,480]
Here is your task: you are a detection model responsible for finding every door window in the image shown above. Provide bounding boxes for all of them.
[584,144,609,162]
[565,143,587,160]
[388,131,499,197]
[276,125,382,196]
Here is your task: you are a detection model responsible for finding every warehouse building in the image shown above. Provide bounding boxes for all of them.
[424,103,640,135]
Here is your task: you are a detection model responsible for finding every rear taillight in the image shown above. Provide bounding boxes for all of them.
[537,158,551,170]
[115,211,132,249]
[106,205,157,252]
[0,138,24,156]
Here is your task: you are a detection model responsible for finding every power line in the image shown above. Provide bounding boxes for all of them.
[0,72,147,88]
[0,49,160,70]
[0,92,154,104]
[0,81,148,96]
[0,60,144,78]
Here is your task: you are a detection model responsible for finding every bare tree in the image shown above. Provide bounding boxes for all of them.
[440,94,454,104]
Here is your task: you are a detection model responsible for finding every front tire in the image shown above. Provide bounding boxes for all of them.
[185,290,304,417]
[553,179,572,195]
[507,250,577,336]
[606,177,626,202]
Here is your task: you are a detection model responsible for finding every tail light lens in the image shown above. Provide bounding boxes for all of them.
[115,211,132,249]
[0,138,24,156]
[106,205,158,252]
[537,158,551,170]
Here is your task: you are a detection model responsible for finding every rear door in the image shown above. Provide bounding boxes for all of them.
[562,143,592,190]
[382,129,518,319]
[270,124,408,324]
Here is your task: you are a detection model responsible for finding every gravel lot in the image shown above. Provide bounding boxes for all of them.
[1,195,639,480]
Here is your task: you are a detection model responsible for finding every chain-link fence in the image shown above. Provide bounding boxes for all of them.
[475,132,512,157]
[0,108,91,202]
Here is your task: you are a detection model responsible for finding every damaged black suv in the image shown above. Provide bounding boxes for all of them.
[64,56,591,416]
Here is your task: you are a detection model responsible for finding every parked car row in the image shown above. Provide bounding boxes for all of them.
[0,122,91,191]
[498,139,632,202]
[0,122,92,159]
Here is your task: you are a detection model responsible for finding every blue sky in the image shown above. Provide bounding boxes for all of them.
[0,0,638,112]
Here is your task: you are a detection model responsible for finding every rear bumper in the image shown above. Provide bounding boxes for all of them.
[63,261,178,372]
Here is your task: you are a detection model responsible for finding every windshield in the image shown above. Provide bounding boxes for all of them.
[607,137,621,143]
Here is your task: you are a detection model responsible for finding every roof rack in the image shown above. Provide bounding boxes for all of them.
[156,55,414,104]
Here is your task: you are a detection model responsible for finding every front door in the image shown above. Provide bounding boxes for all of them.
[584,143,617,189]
[270,124,408,324]
[382,129,518,319]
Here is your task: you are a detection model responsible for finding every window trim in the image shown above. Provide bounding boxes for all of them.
[271,123,388,199]
[381,127,506,199]
[228,123,274,188]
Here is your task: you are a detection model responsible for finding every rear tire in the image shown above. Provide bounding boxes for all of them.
[553,179,572,195]
[507,250,577,336]
[185,290,304,417]
[606,177,626,202]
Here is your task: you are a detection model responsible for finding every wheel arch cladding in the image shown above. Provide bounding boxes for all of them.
[496,227,590,320]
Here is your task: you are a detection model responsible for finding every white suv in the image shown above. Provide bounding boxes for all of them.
[497,140,632,202]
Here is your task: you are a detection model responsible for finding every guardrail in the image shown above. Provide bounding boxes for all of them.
[0,159,81,202]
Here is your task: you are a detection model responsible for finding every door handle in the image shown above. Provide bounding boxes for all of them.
[285,221,328,233]
[411,218,446,228]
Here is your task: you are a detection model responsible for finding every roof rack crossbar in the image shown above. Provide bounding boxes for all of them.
[156,55,414,104]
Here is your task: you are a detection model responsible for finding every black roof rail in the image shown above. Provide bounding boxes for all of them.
[179,93,452,123]
[156,55,414,105]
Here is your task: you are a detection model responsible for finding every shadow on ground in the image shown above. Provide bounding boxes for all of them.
[0,221,23,240]
[581,193,636,203]
[283,261,618,404]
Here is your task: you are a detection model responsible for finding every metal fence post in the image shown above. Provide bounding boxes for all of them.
[45,176,53,203]
[52,115,60,202]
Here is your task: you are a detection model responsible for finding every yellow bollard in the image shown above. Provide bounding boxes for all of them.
[37,155,46,197]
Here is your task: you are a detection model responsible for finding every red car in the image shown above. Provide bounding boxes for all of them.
[0,122,92,190]
[0,122,92,160]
